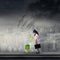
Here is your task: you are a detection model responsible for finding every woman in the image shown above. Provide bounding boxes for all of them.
[33,29,41,53]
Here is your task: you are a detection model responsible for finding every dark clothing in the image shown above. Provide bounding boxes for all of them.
[34,44,41,49]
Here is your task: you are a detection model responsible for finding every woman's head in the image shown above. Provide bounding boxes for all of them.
[33,29,39,35]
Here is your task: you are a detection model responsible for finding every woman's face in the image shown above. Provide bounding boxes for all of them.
[33,32,36,36]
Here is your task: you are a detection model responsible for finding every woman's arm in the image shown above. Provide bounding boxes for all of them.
[35,39,38,44]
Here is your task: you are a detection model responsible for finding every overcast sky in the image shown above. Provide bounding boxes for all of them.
[0,0,60,18]
[0,0,60,29]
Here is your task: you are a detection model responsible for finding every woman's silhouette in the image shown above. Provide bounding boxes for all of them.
[33,29,41,53]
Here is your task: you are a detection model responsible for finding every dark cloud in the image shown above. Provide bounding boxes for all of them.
[0,0,37,11]
[0,0,60,22]
[0,0,38,15]
[27,0,60,20]
[0,0,23,9]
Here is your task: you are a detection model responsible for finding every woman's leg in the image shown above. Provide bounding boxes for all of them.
[37,48,40,53]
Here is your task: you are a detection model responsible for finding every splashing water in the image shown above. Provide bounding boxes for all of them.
[0,14,60,54]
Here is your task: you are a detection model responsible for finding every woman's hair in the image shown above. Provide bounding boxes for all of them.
[33,29,39,35]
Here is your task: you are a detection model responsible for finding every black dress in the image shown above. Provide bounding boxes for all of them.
[34,44,41,49]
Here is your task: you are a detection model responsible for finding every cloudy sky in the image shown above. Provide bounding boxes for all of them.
[0,0,59,20]
[0,0,60,38]
[0,0,59,22]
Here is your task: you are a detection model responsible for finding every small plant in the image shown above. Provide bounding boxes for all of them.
[25,44,30,53]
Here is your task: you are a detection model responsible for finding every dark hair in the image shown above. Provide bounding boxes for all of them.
[33,29,39,35]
